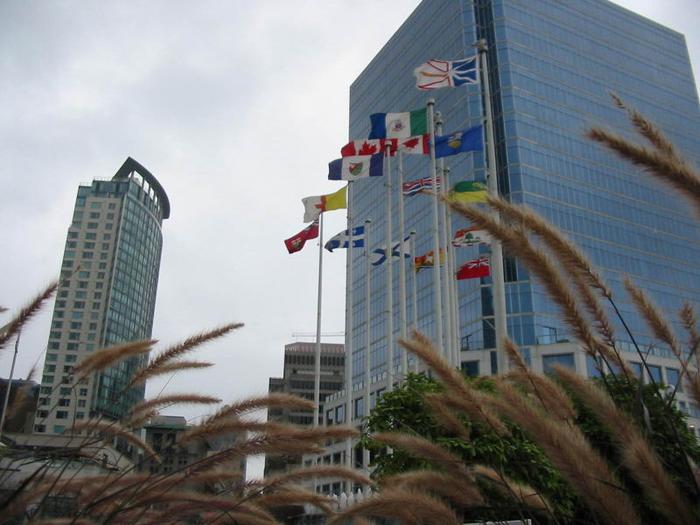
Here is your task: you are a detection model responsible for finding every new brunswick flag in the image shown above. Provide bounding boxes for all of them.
[284,221,319,254]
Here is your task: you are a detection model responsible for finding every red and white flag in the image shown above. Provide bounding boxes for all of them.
[340,135,429,157]
[284,221,319,254]
[456,256,490,279]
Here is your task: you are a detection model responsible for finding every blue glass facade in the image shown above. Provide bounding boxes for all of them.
[346,0,700,386]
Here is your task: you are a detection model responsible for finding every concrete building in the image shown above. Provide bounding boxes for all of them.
[34,158,170,435]
[265,342,344,477]
[0,378,39,435]
[318,0,700,492]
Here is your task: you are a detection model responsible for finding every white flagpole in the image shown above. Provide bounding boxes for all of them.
[363,218,372,471]
[313,216,324,428]
[385,145,395,392]
[410,230,418,373]
[345,182,354,469]
[427,99,444,356]
[435,113,453,366]
[445,166,461,368]
[477,41,508,371]
[397,150,408,378]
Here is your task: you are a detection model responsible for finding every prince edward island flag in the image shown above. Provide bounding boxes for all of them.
[328,154,384,181]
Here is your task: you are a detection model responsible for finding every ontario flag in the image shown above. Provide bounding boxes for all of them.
[341,135,429,157]
[402,177,441,197]
[456,256,490,280]
[284,221,319,254]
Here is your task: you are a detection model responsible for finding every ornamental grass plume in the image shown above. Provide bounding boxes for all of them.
[0,280,57,350]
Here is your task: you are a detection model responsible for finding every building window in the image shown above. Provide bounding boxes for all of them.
[647,365,662,385]
[46,353,58,362]
[37,410,49,418]
[542,354,575,375]
[79,388,88,396]
[53,425,65,434]
[461,360,480,377]
[35,425,46,433]
[335,405,345,424]
[56,411,68,419]
[60,387,71,395]
[58,398,70,407]
[667,368,682,392]
[78,400,86,407]
[354,397,364,419]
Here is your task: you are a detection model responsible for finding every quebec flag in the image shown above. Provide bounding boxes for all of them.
[414,55,479,91]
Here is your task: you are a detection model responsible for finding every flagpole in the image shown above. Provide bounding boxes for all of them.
[445,166,461,368]
[435,112,454,366]
[345,182,354,470]
[397,150,408,378]
[363,218,372,472]
[385,145,395,392]
[410,229,418,373]
[427,99,444,356]
[313,216,324,428]
[477,40,508,372]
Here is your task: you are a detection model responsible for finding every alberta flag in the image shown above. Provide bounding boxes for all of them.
[325,226,365,252]
[435,125,483,158]
[369,108,428,139]
[328,154,384,181]
[414,56,479,91]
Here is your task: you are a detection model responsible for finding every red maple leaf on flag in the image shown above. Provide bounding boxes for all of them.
[358,142,378,155]
[402,137,420,150]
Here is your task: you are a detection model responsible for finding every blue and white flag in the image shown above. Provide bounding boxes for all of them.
[370,236,412,266]
[325,226,365,252]
[414,56,479,91]
[328,154,384,181]
[435,125,483,158]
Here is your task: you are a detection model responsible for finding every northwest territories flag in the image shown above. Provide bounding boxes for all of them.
[369,108,428,139]
[436,125,483,158]
[328,154,384,181]
[325,225,365,252]
[402,177,441,197]
[414,56,479,91]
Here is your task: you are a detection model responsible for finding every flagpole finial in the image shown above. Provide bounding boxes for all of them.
[435,111,444,127]
[474,39,488,52]
[365,218,371,224]
[409,229,416,236]
[427,98,435,107]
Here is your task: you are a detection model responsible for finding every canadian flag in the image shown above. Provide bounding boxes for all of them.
[340,135,429,157]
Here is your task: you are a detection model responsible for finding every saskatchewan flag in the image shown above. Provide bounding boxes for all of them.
[448,181,488,204]
[369,109,428,139]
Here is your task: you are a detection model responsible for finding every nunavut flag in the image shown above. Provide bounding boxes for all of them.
[284,221,319,254]
[301,186,347,223]
[328,154,384,181]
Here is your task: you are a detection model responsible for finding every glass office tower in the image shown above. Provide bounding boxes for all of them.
[346,0,700,389]
[35,158,170,434]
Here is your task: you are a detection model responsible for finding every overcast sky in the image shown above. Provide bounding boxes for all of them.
[1,0,698,477]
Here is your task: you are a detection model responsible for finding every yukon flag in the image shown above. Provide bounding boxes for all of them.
[301,186,347,223]
[328,154,384,181]
[369,108,428,139]
[456,256,490,280]
[414,56,479,90]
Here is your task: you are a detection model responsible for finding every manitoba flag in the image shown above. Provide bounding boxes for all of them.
[284,221,319,254]
[456,256,490,280]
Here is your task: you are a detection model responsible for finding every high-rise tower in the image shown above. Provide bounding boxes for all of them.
[316,0,700,484]
[34,158,170,435]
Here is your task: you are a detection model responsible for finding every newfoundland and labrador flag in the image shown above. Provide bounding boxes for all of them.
[456,256,490,280]
[435,125,483,158]
[325,225,365,252]
[414,56,479,91]
[301,186,347,223]
[369,108,428,139]
[341,135,430,157]
[328,154,384,181]
[284,221,319,254]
